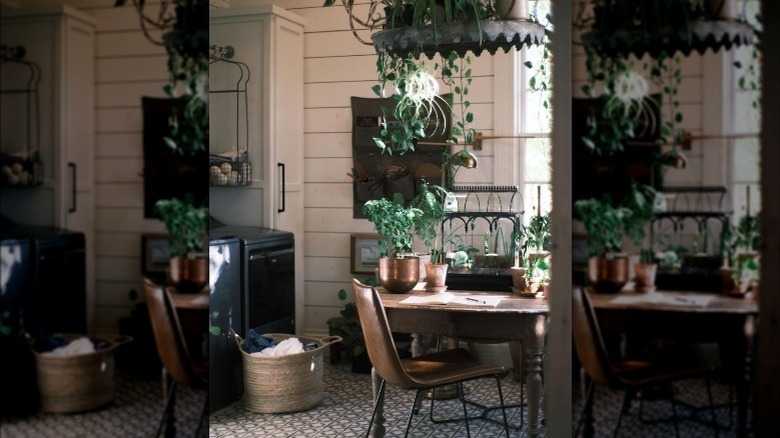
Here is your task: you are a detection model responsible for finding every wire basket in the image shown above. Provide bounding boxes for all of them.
[209,154,251,186]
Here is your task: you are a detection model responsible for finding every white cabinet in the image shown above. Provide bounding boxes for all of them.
[209,5,305,333]
[0,5,96,331]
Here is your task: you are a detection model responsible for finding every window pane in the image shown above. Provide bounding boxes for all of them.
[525,139,551,181]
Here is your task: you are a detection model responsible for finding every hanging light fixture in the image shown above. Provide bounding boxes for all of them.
[325,0,548,59]
[578,0,755,59]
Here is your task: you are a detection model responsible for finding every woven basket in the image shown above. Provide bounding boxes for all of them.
[231,329,341,414]
[32,334,132,414]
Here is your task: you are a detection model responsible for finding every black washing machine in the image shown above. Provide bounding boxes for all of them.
[208,219,295,412]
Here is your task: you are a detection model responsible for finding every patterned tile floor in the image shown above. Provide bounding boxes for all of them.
[209,362,532,437]
[0,371,207,438]
[1,361,752,437]
[571,374,752,437]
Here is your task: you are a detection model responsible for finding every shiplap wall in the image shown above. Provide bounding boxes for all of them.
[30,0,173,335]
[229,0,502,336]
[20,0,743,337]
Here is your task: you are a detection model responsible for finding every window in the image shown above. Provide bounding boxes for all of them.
[494,0,552,222]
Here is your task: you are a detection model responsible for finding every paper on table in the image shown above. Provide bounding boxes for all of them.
[192,295,209,305]
[399,292,454,305]
[449,295,503,307]
[399,293,502,307]
[611,292,713,307]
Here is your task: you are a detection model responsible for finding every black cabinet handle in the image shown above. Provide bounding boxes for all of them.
[277,162,285,213]
[68,162,77,213]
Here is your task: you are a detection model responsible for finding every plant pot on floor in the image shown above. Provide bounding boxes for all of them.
[379,256,420,294]
[587,255,629,294]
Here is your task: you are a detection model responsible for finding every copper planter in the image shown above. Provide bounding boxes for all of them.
[586,256,629,294]
[169,255,208,293]
[379,257,420,294]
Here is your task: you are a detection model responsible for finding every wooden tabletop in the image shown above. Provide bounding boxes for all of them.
[379,287,550,315]
[586,284,758,315]
[168,287,209,310]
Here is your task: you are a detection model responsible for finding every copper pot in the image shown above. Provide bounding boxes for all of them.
[169,255,208,293]
[379,257,420,294]
[424,263,448,292]
[587,256,629,294]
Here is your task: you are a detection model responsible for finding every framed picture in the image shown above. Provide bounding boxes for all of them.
[350,233,382,274]
[142,233,173,275]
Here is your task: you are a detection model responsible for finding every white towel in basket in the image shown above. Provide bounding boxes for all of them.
[251,337,304,357]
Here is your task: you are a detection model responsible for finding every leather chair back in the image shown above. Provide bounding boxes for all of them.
[143,278,200,387]
[572,286,622,388]
[352,278,416,388]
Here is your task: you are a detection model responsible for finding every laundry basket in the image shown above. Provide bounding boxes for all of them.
[231,328,341,413]
[31,333,132,413]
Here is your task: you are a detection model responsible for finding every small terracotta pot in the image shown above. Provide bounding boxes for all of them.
[424,263,449,292]
[510,267,526,292]
[633,263,657,293]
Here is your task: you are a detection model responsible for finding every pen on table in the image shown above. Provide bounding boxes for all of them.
[465,297,487,305]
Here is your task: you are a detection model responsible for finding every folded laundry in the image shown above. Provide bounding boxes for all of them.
[41,337,95,356]
[241,329,277,354]
[252,337,304,357]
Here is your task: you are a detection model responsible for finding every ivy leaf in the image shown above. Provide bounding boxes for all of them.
[524,61,533,69]
[465,113,473,123]
[371,85,381,96]
[529,77,536,89]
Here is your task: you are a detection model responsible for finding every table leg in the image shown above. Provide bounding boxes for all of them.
[525,314,547,438]
[371,367,386,438]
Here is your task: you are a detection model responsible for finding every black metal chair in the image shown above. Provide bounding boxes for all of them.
[144,278,208,437]
[572,286,719,437]
[352,278,512,438]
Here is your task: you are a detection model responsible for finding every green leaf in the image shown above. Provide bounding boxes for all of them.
[371,84,381,96]
[209,326,222,336]
[524,61,533,68]
[529,77,536,88]
[465,113,473,123]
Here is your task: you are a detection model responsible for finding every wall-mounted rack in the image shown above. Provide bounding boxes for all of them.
[209,45,252,186]
[1,44,43,187]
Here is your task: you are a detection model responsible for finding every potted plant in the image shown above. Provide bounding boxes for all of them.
[622,183,658,292]
[408,181,452,291]
[574,195,633,293]
[721,214,760,297]
[518,212,551,295]
[362,194,423,293]
[154,195,208,292]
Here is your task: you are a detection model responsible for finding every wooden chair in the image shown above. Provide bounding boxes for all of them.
[572,286,718,437]
[351,278,511,438]
[143,278,208,438]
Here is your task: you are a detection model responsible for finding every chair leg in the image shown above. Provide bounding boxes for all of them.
[574,378,595,438]
[669,384,680,438]
[195,391,209,438]
[494,376,511,438]
[705,376,719,437]
[156,379,177,438]
[405,390,424,438]
[612,391,631,438]
[366,379,386,438]
[457,382,471,438]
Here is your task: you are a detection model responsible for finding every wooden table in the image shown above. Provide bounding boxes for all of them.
[586,287,758,437]
[377,288,550,437]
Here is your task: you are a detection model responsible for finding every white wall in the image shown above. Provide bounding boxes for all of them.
[26,0,172,335]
